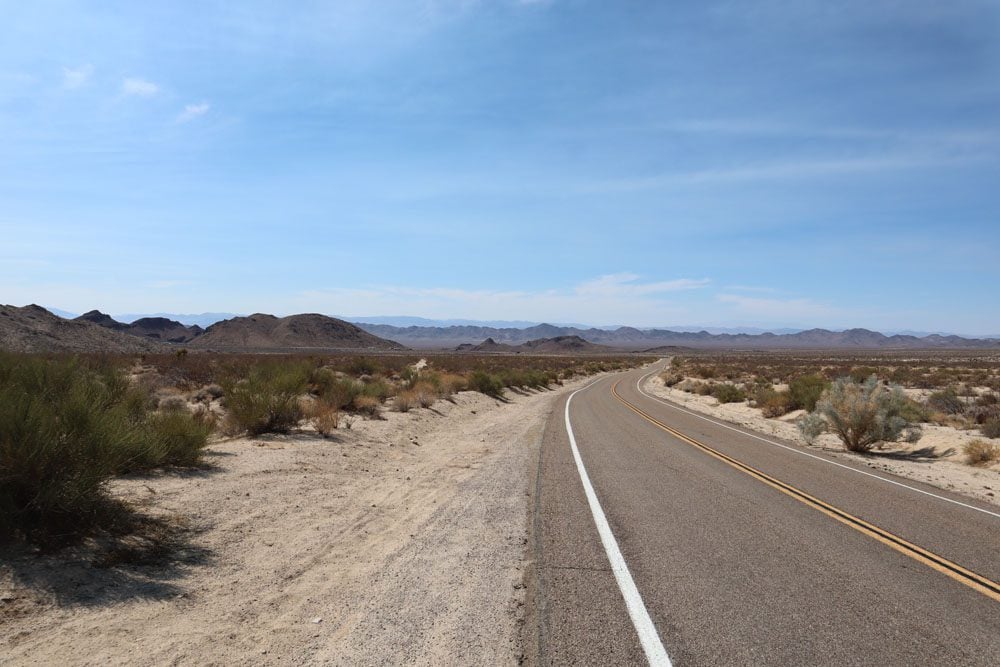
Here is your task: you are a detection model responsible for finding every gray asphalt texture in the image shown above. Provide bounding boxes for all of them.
[527,364,1000,666]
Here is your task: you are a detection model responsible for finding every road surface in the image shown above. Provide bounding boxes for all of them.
[527,362,1000,665]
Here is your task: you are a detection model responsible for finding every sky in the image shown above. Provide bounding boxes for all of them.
[2,1,999,334]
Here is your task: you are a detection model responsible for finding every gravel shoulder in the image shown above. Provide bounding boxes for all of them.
[0,379,587,665]
[642,374,1000,507]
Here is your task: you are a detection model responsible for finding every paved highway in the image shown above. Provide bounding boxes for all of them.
[528,363,1000,665]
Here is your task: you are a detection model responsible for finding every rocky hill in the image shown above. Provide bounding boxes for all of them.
[76,311,202,343]
[456,335,614,354]
[189,313,408,351]
[1,305,164,354]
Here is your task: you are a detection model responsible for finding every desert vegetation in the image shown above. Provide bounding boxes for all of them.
[1,351,647,544]
[0,354,212,543]
[661,351,1000,460]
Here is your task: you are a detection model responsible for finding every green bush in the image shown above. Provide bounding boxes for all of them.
[787,374,830,412]
[0,355,212,542]
[982,418,1000,439]
[711,384,746,404]
[754,386,792,417]
[223,362,309,435]
[468,371,505,398]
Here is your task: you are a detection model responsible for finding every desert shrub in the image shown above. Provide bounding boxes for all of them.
[787,374,829,412]
[797,412,827,444]
[359,377,395,402]
[308,401,339,436]
[394,391,416,412]
[316,374,362,410]
[0,355,213,541]
[693,382,715,396]
[927,388,964,415]
[982,418,1000,439]
[800,376,922,452]
[711,384,746,404]
[138,409,213,469]
[754,386,792,417]
[222,362,309,435]
[156,394,188,412]
[468,371,505,398]
[352,395,381,418]
[693,366,718,379]
[849,366,879,383]
[348,357,383,377]
[411,381,437,408]
[194,383,224,403]
[437,373,468,397]
[660,373,684,387]
[963,439,1000,466]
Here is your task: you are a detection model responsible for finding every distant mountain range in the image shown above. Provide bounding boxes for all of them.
[9,306,998,352]
[355,322,1000,350]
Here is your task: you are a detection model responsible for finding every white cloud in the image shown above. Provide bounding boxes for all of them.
[121,77,160,97]
[62,64,93,89]
[177,102,210,123]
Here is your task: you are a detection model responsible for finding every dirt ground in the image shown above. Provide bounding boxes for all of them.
[642,374,1000,507]
[0,378,587,665]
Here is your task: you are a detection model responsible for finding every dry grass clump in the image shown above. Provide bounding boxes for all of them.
[394,391,417,413]
[352,395,381,418]
[963,439,1000,466]
[307,400,340,436]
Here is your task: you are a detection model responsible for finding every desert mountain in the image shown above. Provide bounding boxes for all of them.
[76,311,203,343]
[128,317,203,343]
[189,313,408,351]
[76,309,129,332]
[360,322,1000,350]
[457,335,613,354]
[1,305,164,354]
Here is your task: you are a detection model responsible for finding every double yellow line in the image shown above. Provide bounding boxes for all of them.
[611,380,1000,604]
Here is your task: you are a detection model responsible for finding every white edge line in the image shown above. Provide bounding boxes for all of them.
[635,368,1000,520]
[565,381,672,667]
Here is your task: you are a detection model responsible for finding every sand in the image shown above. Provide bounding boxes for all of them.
[0,379,587,665]
[642,375,1000,507]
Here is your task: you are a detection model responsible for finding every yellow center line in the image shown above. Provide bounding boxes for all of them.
[611,379,1000,604]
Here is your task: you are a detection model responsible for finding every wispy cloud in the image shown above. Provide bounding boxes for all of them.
[176,102,210,123]
[716,293,840,320]
[293,274,708,326]
[121,77,159,97]
[575,273,709,296]
[62,64,93,89]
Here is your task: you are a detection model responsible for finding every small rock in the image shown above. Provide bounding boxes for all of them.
[311,617,323,624]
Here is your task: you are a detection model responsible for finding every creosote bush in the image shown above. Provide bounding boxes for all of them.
[798,376,922,452]
[222,362,310,435]
[467,371,505,398]
[0,354,211,542]
[711,384,746,404]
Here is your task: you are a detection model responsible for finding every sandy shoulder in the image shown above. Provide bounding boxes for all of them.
[0,379,587,666]
[641,375,1000,508]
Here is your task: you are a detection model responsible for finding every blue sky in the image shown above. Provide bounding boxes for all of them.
[2,1,998,333]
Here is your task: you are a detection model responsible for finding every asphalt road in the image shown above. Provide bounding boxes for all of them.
[528,363,1000,666]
